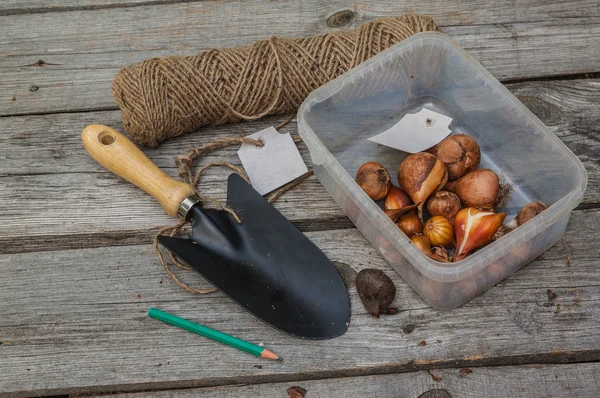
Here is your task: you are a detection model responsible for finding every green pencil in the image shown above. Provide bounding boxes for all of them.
[148,308,282,361]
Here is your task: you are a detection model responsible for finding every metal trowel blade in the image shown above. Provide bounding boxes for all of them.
[157,173,351,339]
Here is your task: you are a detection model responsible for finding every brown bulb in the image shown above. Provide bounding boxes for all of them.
[355,269,396,318]
[426,191,461,223]
[427,134,481,180]
[447,169,499,209]
[397,210,423,237]
[515,201,547,226]
[385,185,412,210]
[410,235,450,262]
[355,162,392,200]
[398,152,447,220]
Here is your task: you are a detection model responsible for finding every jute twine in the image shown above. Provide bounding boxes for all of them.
[153,116,313,294]
[113,14,439,147]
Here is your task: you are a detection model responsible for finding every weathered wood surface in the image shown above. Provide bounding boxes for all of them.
[1,209,599,395]
[3,0,599,21]
[1,79,598,254]
[2,1,600,116]
[97,363,600,398]
[1,0,600,396]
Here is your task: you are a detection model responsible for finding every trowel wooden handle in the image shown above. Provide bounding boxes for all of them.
[82,124,195,217]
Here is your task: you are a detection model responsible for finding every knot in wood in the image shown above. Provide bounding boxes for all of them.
[327,10,355,28]
[518,96,564,125]
[402,324,415,334]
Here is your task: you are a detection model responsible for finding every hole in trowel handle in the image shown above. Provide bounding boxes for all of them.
[98,131,116,145]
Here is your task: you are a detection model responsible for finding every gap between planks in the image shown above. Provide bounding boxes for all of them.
[3,1,600,117]
[7,352,600,397]
[1,71,599,119]
[83,362,600,398]
[1,77,599,254]
[1,219,598,395]
[0,0,204,17]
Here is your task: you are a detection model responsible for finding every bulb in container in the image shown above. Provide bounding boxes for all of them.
[447,169,500,209]
[424,216,455,248]
[398,152,448,220]
[385,185,412,210]
[397,210,423,237]
[427,134,481,180]
[427,191,461,223]
[410,235,450,262]
[355,162,392,200]
[454,207,506,261]
[507,201,548,228]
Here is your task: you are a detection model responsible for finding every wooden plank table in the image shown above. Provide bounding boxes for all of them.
[1,1,599,397]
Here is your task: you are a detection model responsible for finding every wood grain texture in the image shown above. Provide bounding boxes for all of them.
[1,79,598,253]
[4,0,599,21]
[1,1,599,396]
[0,210,599,396]
[94,363,600,398]
[0,0,178,15]
[0,113,350,254]
[2,1,600,116]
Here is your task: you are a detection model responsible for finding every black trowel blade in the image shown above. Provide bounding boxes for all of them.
[157,173,351,339]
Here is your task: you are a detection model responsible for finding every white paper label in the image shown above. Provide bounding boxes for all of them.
[367,108,453,153]
[237,126,308,195]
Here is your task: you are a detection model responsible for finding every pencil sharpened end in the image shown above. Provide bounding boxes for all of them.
[276,357,283,362]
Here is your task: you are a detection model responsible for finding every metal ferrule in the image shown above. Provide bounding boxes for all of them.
[177,194,201,220]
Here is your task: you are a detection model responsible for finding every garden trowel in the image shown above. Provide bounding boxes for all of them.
[82,124,350,339]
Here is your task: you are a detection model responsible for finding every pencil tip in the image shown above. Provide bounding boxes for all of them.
[276,357,283,362]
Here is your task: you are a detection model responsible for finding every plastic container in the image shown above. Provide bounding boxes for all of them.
[297,32,587,310]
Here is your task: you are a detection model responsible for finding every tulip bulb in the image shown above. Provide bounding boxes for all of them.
[385,204,418,223]
[356,162,392,200]
[447,169,500,209]
[426,191,461,223]
[385,185,412,210]
[427,134,481,180]
[397,210,423,237]
[507,201,548,228]
[410,235,450,263]
[424,216,455,248]
[398,152,448,221]
[454,208,506,261]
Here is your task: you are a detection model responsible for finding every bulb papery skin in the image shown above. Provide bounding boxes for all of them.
[454,207,506,261]
[427,191,461,224]
[447,169,499,209]
[411,235,450,263]
[385,185,412,211]
[398,152,447,220]
[398,210,423,237]
[424,216,455,248]
[355,162,392,200]
[427,134,481,180]
[515,201,548,226]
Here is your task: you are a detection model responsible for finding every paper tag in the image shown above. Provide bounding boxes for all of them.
[367,108,453,153]
[237,126,308,195]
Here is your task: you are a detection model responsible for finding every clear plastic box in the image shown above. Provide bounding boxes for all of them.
[297,32,587,310]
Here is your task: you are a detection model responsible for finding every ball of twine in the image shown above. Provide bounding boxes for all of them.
[112,14,439,147]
